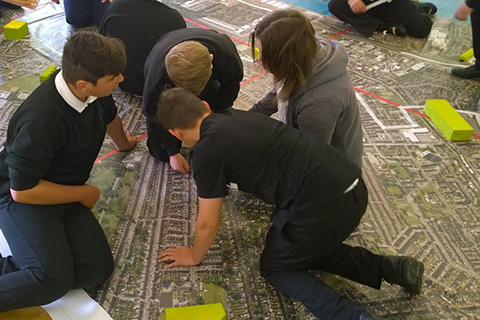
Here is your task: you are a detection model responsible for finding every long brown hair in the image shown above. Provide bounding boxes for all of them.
[250,10,318,101]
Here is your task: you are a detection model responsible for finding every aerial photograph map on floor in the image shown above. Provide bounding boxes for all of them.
[1,0,480,319]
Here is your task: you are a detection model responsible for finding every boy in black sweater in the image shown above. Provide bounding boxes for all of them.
[99,0,186,95]
[157,88,424,320]
[0,31,136,312]
[143,28,243,173]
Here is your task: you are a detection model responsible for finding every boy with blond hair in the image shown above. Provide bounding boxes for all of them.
[0,31,136,311]
[143,28,243,173]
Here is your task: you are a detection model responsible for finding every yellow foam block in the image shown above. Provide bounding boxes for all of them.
[459,48,474,62]
[0,306,52,320]
[4,20,29,40]
[424,99,473,141]
[39,65,58,82]
[165,303,226,320]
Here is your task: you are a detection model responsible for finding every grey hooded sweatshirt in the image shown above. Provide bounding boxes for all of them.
[251,38,363,168]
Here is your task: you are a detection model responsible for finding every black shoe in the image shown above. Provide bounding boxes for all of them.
[382,18,407,37]
[387,24,407,37]
[352,307,380,320]
[415,2,437,15]
[452,65,480,79]
[382,256,424,294]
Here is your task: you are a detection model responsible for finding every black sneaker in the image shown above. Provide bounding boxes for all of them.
[382,256,424,294]
[382,19,407,37]
[415,2,437,15]
[452,65,480,79]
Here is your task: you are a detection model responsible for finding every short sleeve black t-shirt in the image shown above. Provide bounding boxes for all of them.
[0,71,117,197]
[192,109,362,210]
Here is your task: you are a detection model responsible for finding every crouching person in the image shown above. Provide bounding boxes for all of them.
[156,88,424,320]
[0,31,136,312]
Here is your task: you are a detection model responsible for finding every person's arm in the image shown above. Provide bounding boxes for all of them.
[158,197,223,268]
[456,2,475,20]
[250,89,278,116]
[106,115,137,151]
[170,153,190,173]
[348,0,367,14]
[11,180,100,209]
[296,97,344,144]
[216,54,244,110]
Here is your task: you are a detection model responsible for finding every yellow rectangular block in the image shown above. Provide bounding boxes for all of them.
[39,65,58,82]
[459,48,474,62]
[4,20,29,40]
[424,99,473,141]
[165,303,226,320]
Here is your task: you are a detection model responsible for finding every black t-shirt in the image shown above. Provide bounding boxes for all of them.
[193,109,362,213]
[143,28,244,156]
[0,71,117,197]
[99,0,186,96]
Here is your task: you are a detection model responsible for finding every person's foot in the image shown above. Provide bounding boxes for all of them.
[381,18,407,37]
[387,24,407,37]
[382,256,424,294]
[415,2,437,15]
[452,65,480,79]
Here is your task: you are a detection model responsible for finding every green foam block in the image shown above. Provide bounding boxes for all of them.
[424,99,473,141]
[165,303,226,320]
[39,65,58,82]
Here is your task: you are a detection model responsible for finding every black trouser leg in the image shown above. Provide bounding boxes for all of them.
[472,10,480,69]
[63,0,109,28]
[262,268,359,320]
[0,199,113,312]
[374,0,433,38]
[260,179,384,319]
[328,0,382,37]
[146,119,182,162]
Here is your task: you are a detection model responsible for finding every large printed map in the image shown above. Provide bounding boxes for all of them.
[1,0,480,319]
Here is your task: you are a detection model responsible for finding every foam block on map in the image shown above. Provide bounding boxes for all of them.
[424,99,473,141]
[4,20,29,40]
[459,48,474,62]
[165,303,226,320]
[253,47,260,60]
[39,65,58,82]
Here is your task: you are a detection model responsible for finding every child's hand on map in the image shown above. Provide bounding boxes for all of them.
[348,0,367,14]
[158,246,200,269]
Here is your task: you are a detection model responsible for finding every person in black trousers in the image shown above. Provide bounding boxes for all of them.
[452,0,480,79]
[99,0,186,95]
[143,28,243,173]
[50,0,109,28]
[157,88,425,320]
[328,0,436,38]
[0,31,136,312]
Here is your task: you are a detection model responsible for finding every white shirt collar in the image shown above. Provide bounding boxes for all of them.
[55,70,98,113]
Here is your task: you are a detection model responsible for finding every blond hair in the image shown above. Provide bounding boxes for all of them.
[165,41,212,96]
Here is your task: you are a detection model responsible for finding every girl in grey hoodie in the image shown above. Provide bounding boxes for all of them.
[250,9,363,168]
